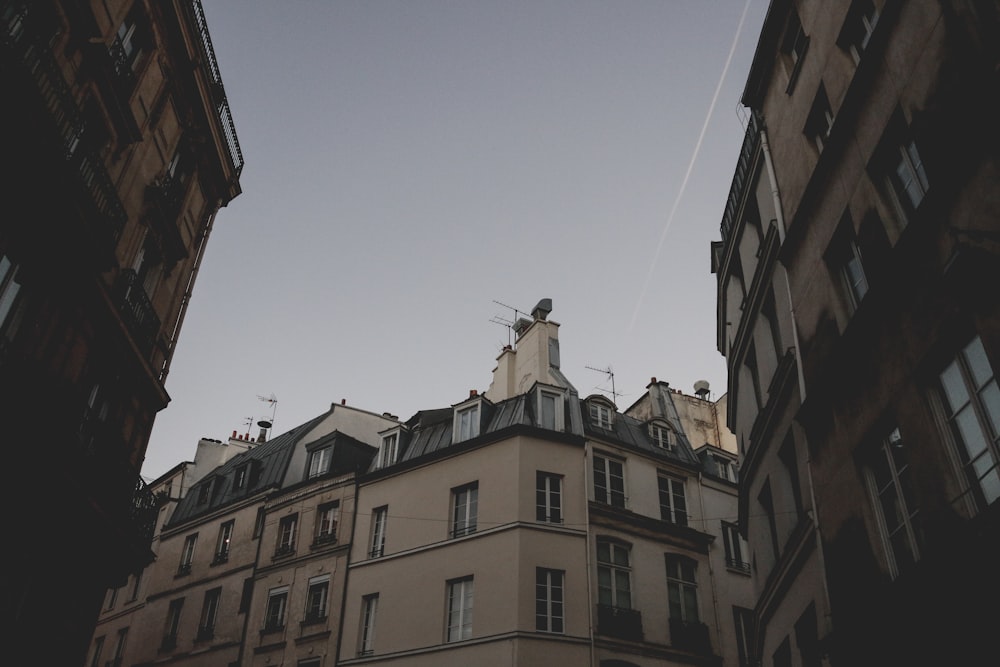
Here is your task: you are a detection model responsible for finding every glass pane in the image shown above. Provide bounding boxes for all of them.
[980,381,1000,437]
[979,468,1000,505]
[683,586,699,620]
[955,407,989,460]
[940,361,969,414]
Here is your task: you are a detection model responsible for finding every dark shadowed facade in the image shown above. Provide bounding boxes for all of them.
[713,1,1000,665]
[0,0,241,663]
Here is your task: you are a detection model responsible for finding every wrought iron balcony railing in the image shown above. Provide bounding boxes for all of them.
[726,557,752,574]
[720,110,762,245]
[118,269,161,355]
[596,604,644,641]
[670,618,712,654]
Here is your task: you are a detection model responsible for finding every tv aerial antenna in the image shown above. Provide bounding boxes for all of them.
[490,299,529,348]
[586,365,623,408]
[257,393,278,423]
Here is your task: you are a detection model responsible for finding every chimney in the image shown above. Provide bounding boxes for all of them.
[470,389,478,398]
[257,420,272,443]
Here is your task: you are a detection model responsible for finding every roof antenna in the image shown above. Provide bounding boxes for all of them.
[257,393,278,423]
[586,365,623,408]
[491,299,529,348]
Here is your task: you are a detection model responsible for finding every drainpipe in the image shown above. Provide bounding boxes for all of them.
[334,471,361,664]
[583,446,597,667]
[759,123,834,640]
[235,491,267,667]
[697,471,724,656]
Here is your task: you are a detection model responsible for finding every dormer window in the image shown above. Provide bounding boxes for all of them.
[307,446,332,479]
[454,400,482,443]
[379,432,399,468]
[535,386,566,431]
[196,481,211,505]
[234,464,248,490]
[589,401,614,430]
[650,423,676,450]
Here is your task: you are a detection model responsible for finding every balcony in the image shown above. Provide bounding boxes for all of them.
[312,532,337,548]
[596,604,643,642]
[720,109,762,245]
[726,557,752,575]
[670,618,712,654]
[195,625,215,642]
[211,550,229,566]
[144,176,188,263]
[273,544,295,559]
[118,269,161,355]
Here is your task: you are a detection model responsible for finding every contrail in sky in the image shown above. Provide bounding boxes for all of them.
[628,0,754,333]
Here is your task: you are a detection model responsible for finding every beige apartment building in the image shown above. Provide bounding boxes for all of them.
[91,300,753,667]
[713,1,1000,665]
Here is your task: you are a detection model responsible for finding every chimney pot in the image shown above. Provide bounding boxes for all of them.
[341,399,346,405]
[651,377,657,384]
[470,389,478,397]
[232,430,237,439]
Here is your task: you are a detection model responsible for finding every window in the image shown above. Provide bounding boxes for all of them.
[594,455,626,508]
[197,482,210,505]
[759,481,780,561]
[113,628,128,663]
[937,336,1000,507]
[451,482,479,538]
[239,578,253,613]
[597,539,632,609]
[733,607,754,667]
[197,588,221,640]
[314,501,339,546]
[658,474,688,526]
[370,506,387,557]
[666,555,700,623]
[536,472,562,523]
[379,432,399,468]
[304,575,330,623]
[779,434,804,516]
[264,587,288,632]
[178,534,197,575]
[780,11,809,93]
[795,603,821,667]
[455,403,481,441]
[112,10,145,71]
[253,507,266,539]
[162,598,183,650]
[713,455,738,483]
[773,636,792,667]
[839,0,879,64]
[804,84,834,152]
[839,237,869,311]
[538,389,564,430]
[213,520,234,565]
[105,585,119,610]
[885,135,929,224]
[446,577,474,642]
[535,568,565,633]
[128,570,143,602]
[590,402,614,429]
[723,522,750,573]
[746,344,763,411]
[866,426,922,576]
[0,255,22,336]
[234,464,248,490]
[275,514,297,557]
[359,594,378,656]
[89,636,104,667]
[650,423,675,450]
[307,446,331,478]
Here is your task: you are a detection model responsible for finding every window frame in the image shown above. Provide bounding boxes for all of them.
[536,387,566,431]
[213,520,234,565]
[722,521,750,573]
[596,538,632,610]
[314,500,340,546]
[780,10,810,93]
[0,254,23,337]
[304,575,330,624]
[451,482,479,538]
[589,401,614,429]
[454,401,482,442]
[379,431,399,468]
[370,506,387,558]
[657,473,688,526]
[178,533,197,575]
[263,587,289,633]
[650,422,676,450]
[275,514,298,557]
[593,454,626,508]
[535,568,565,633]
[163,598,184,649]
[665,554,700,624]
[446,576,475,642]
[197,587,222,640]
[838,0,879,64]
[536,471,563,523]
[359,593,378,656]
[306,445,332,479]
[804,83,834,152]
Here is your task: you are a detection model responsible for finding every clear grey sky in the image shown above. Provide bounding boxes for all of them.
[142,1,769,480]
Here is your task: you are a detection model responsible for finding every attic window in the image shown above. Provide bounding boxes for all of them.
[454,401,481,443]
[196,481,210,505]
[234,464,248,490]
[307,446,331,479]
[589,402,614,430]
[650,424,676,450]
[536,386,565,431]
[379,432,399,468]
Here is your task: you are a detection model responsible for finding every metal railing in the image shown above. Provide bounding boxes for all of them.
[596,604,643,641]
[190,0,244,176]
[118,269,161,354]
[720,110,762,244]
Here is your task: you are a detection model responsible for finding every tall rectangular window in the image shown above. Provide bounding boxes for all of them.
[307,446,331,478]
[456,404,480,441]
[658,474,688,526]
[305,576,330,623]
[275,514,297,557]
[379,433,399,467]
[536,472,562,523]
[773,636,792,667]
[213,520,234,564]
[538,390,563,430]
[264,587,288,632]
[594,455,626,508]
[795,603,821,667]
[359,594,378,656]
[0,255,22,335]
[780,10,809,92]
[113,628,128,662]
[666,555,699,623]
[89,636,104,667]
[178,534,197,575]
[596,539,631,609]
[779,434,804,516]
[370,506,387,558]
[535,568,565,633]
[759,481,780,561]
[723,522,750,573]
[839,0,879,64]
[866,426,922,577]
[938,336,1000,508]
[446,577,474,642]
[197,588,221,640]
[128,570,143,602]
[451,482,479,538]
[892,138,929,214]
[162,598,183,650]
[733,607,754,667]
[315,501,339,545]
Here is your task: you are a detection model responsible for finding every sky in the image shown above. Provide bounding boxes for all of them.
[141,0,770,481]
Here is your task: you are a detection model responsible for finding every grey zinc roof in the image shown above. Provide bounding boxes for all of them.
[582,398,702,468]
[166,413,328,527]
